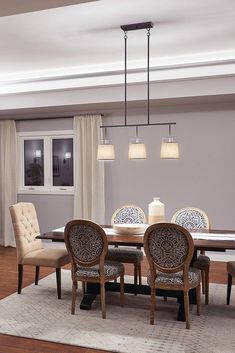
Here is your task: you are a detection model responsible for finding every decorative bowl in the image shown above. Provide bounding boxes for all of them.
[113,223,148,235]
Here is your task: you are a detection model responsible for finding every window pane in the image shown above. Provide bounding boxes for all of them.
[52,138,73,186]
[24,140,44,186]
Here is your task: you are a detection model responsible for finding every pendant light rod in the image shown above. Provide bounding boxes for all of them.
[100,122,176,129]
[124,31,127,126]
[169,124,171,137]
[147,28,150,125]
[136,126,139,138]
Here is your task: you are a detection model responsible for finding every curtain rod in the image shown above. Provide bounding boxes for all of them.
[16,114,104,122]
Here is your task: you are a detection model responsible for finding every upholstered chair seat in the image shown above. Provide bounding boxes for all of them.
[227,261,235,277]
[171,207,210,304]
[227,261,235,305]
[107,248,143,261]
[144,223,201,329]
[147,267,200,287]
[9,202,70,299]
[107,205,145,289]
[193,254,210,269]
[64,220,124,319]
[75,261,124,279]
[22,248,69,268]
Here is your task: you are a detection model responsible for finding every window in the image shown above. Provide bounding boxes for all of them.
[18,130,74,194]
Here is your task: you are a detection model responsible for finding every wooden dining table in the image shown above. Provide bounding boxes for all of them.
[37,226,235,322]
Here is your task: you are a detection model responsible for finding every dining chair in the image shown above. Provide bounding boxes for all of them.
[171,207,210,304]
[9,202,70,299]
[106,205,145,289]
[64,219,124,319]
[144,222,200,329]
[226,261,235,305]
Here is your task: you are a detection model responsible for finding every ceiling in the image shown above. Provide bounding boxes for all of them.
[0,0,235,82]
[0,1,97,17]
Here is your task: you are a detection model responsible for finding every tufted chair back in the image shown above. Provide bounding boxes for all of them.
[64,219,108,270]
[144,223,194,273]
[171,207,209,230]
[111,205,146,224]
[9,202,42,263]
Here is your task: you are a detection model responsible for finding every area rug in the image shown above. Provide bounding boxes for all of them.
[0,270,234,353]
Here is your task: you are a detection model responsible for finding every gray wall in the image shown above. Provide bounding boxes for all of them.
[104,103,235,229]
[17,101,235,233]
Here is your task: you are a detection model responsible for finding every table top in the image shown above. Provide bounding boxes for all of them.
[37,226,235,252]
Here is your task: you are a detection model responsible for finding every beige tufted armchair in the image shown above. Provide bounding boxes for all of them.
[9,202,70,298]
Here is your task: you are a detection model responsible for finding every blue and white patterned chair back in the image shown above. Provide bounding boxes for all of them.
[64,220,108,267]
[111,205,146,225]
[144,223,194,272]
[171,207,209,230]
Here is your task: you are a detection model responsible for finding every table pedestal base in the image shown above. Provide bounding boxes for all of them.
[79,282,197,322]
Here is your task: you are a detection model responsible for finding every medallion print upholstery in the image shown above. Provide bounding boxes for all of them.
[174,209,208,229]
[69,224,104,262]
[75,261,124,278]
[113,206,145,224]
[147,267,200,287]
[148,227,189,268]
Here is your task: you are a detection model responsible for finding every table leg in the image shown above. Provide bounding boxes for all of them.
[80,283,99,310]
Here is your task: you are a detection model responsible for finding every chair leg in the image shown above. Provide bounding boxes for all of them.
[196,284,201,316]
[205,268,209,305]
[150,286,155,325]
[120,273,124,307]
[138,262,142,285]
[201,270,205,294]
[56,268,61,299]
[18,264,23,294]
[134,262,138,296]
[100,282,106,319]
[35,266,40,285]
[227,273,233,305]
[71,281,77,314]
[183,291,190,329]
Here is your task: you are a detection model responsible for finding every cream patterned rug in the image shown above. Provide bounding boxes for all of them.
[0,270,234,353]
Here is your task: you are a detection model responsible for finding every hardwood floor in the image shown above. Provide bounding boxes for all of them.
[0,246,229,353]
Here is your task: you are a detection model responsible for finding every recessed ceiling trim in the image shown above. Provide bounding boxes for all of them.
[1,58,235,96]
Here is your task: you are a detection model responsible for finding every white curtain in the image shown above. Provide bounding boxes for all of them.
[0,120,17,246]
[73,115,105,224]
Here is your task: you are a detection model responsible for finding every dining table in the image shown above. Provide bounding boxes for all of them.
[37,225,235,322]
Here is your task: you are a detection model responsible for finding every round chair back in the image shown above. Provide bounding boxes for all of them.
[111,205,146,224]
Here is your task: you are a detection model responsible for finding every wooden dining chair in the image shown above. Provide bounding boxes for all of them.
[227,261,235,305]
[106,205,145,289]
[171,207,210,304]
[144,222,201,329]
[9,202,70,299]
[64,219,124,319]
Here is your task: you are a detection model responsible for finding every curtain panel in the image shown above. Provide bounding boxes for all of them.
[73,115,105,224]
[0,120,17,246]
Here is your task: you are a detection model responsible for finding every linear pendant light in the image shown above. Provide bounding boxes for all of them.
[97,21,179,161]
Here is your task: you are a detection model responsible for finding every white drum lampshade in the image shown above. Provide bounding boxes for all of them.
[97,140,115,160]
[128,139,147,159]
[160,137,179,159]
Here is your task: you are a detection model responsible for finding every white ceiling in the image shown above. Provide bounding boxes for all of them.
[0,0,234,83]
[0,0,97,17]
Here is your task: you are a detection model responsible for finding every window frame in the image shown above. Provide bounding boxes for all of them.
[18,130,74,195]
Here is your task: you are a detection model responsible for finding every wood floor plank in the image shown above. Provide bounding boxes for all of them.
[0,246,229,353]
